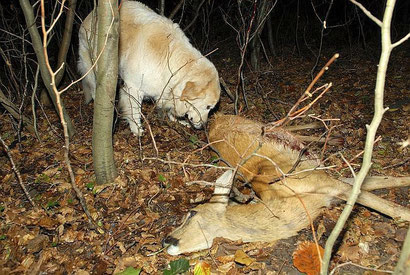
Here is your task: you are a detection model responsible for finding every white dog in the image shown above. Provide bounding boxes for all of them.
[78,1,220,135]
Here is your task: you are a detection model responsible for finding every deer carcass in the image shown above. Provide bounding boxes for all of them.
[164,115,410,255]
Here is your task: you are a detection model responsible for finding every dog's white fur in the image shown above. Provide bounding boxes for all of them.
[78,1,220,135]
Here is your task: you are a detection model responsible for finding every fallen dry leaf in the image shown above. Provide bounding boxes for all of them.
[216,254,235,264]
[117,241,127,254]
[234,250,255,266]
[37,216,59,229]
[193,261,211,275]
[338,244,362,262]
[74,269,90,275]
[217,262,235,273]
[27,234,48,253]
[293,241,324,275]
[61,228,84,243]
[0,37,408,274]
[20,255,35,269]
[395,228,408,242]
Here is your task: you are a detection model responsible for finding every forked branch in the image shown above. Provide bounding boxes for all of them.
[0,135,36,208]
[267,53,339,129]
[322,0,409,273]
[39,0,98,229]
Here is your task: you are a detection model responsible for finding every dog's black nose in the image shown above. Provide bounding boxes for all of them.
[162,236,179,247]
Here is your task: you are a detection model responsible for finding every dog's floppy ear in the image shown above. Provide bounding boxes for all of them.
[180,81,205,101]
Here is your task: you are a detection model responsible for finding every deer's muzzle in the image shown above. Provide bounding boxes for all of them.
[162,235,179,247]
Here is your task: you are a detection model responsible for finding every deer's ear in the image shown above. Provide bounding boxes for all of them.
[180,81,204,101]
[209,170,233,211]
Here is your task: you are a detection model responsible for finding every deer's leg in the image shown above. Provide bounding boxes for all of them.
[341,176,410,191]
[252,180,276,201]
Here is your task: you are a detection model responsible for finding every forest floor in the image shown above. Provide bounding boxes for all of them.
[0,45,409,274]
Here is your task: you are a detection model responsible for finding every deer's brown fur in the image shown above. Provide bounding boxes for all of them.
[164,115,410,255]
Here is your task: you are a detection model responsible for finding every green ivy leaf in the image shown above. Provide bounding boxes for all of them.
[116,266,142,275]
[163,258,190,275]
[209,156,218,163]
[158,174,167,182]
[86,182,95,190]
[189,135,199,145]
[46,200,59,209]
[35,174,51,184]
[193,262,211,275]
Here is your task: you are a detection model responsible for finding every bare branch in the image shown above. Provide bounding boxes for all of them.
[0,135,37,208]
[159,0,165,15]
[169,0,184,19]
[322,0,398,272]
[39,0,100,230]
[219,77,234,101]
[391,32,410,48]
[0,88,36,135]
[394,227,410,274]
[350,0,382,27]
[183,0,206,31]
[269,53,339,128]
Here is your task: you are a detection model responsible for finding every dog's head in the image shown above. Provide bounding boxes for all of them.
[177,75,220,129]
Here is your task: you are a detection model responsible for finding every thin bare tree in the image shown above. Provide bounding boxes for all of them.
[18,0,76,137]
[38,0,96,227]
[321,0,410,273]
[250,0,276,70]
[92,0,119,184]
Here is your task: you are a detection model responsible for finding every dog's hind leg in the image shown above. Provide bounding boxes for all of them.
[119,85,144,136]
[78,39,96,104]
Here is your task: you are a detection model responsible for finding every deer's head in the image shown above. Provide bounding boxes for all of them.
[163,170,234,255]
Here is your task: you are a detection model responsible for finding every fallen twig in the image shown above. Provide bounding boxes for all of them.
[0,135,37,208]
[268,53,339,128]
[283,122,321,131]
[219,77,234,102]
[294,134,344,146]
[336,136,382,171]
[0,88,36,135]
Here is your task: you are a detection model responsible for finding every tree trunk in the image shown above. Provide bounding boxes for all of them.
[55,0,77,86]
[92,0,119,184]
[159,0,165,16]
[267,13,275,56]
[18,0,75,138]
[250,0,272,70]
[321,0,404,272]
[394,227,410,274]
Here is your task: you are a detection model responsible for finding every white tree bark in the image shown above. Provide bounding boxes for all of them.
[321,0,410,273]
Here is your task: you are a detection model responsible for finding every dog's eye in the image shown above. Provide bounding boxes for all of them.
[206,105,212,110]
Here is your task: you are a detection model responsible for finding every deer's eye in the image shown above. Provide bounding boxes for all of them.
[188,210,197,219]
[206,105,212,110]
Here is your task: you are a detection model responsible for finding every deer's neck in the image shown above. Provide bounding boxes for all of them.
[220,168,343,243]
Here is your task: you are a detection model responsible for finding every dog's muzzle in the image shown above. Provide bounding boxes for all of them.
[185,114,205,129]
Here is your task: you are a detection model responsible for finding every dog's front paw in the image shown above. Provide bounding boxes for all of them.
[168,112,191,128]
[178,120,191,127]
[129,123,144,137]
